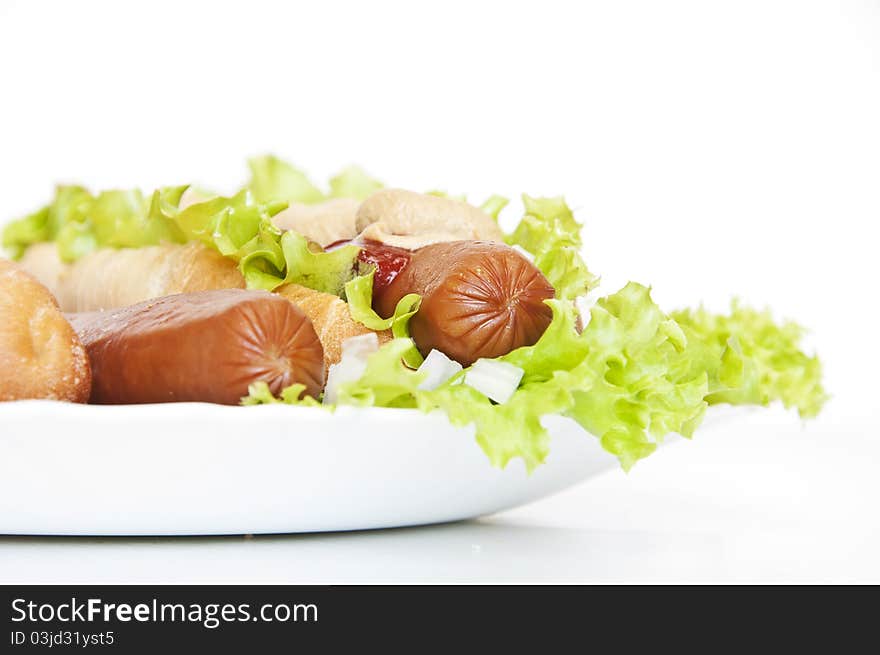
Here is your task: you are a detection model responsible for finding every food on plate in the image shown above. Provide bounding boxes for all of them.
[275,282,390,369]
[17,242,67,293]
[271,198,360,247]
[374,241,555,366]
[18,241,382,370]
[56,242,244,313]
[69,289,324,405]
[1,155,827,471]
[355,188,505,249]
[349,240,413,295]
[0,259,90,402]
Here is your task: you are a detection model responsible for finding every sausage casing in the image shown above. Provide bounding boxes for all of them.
[69,289,325,404]
[375,241,554,367]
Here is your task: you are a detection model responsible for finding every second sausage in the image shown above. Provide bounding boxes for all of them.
[374,241,555,367]
[69,289,325,405]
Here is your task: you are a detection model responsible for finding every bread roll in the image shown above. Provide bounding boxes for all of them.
[57,242,245,313]
[276,283,391,368]
[17,242,67,296]
[0,259,91,402]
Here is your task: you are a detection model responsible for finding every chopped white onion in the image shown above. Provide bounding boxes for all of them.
[417,349,463,391]
[323,333,380,404]
[341,332,379,358]
[463,359,524,404]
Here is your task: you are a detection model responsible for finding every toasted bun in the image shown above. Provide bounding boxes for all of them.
[276,282,391,370]
[0,259,91,402]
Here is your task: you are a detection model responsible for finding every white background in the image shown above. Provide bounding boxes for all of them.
[0,0,878,582]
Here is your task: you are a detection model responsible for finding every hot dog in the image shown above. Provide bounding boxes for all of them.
[373,241,555,367]
[69,289,325,404]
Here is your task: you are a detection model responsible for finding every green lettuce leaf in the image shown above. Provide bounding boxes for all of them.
[499,298,589,384]
[167,188,290,290]
[173,189,276,253]
[329,166,383,201]
[344,269,423,366]
[324,283,705,471]
[146,185,190,237]
[2,205,52,259]
[479,195,509,220]
[247,338,426,408]
[55,218,99,262]
[671,302,826,417]
[559,283,709,470]
[506,194,599,300]
[3,185,93,259]
[46,185,94,239]
[3,185,192,262]
[418,378,571,471]
[248,156,384,205]
[2,177,361,295]
[293,280,823,472]
[493,284,707,470]
[241,381,324,408]
[148,186,358,294]
[158,191,361,294]
[85,190,148,248]
[280,231,360,296]
[247,154,325,205]
[173,189,365,294]
[335,338,428,408]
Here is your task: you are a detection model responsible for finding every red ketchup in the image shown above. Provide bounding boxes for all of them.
[326,239,413,306]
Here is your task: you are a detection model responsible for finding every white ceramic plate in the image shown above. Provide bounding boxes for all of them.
[0,401,741,536]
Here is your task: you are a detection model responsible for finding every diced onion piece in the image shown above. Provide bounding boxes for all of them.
[341,332,379,358]
[463,359,524,404]
[323,333,380,404]
[417,349,463,391]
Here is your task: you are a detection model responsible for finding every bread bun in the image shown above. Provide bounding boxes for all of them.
[0,259,91,402]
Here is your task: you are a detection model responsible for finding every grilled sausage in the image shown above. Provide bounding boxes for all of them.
[69,289,325,404]
[374,241,554,367]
